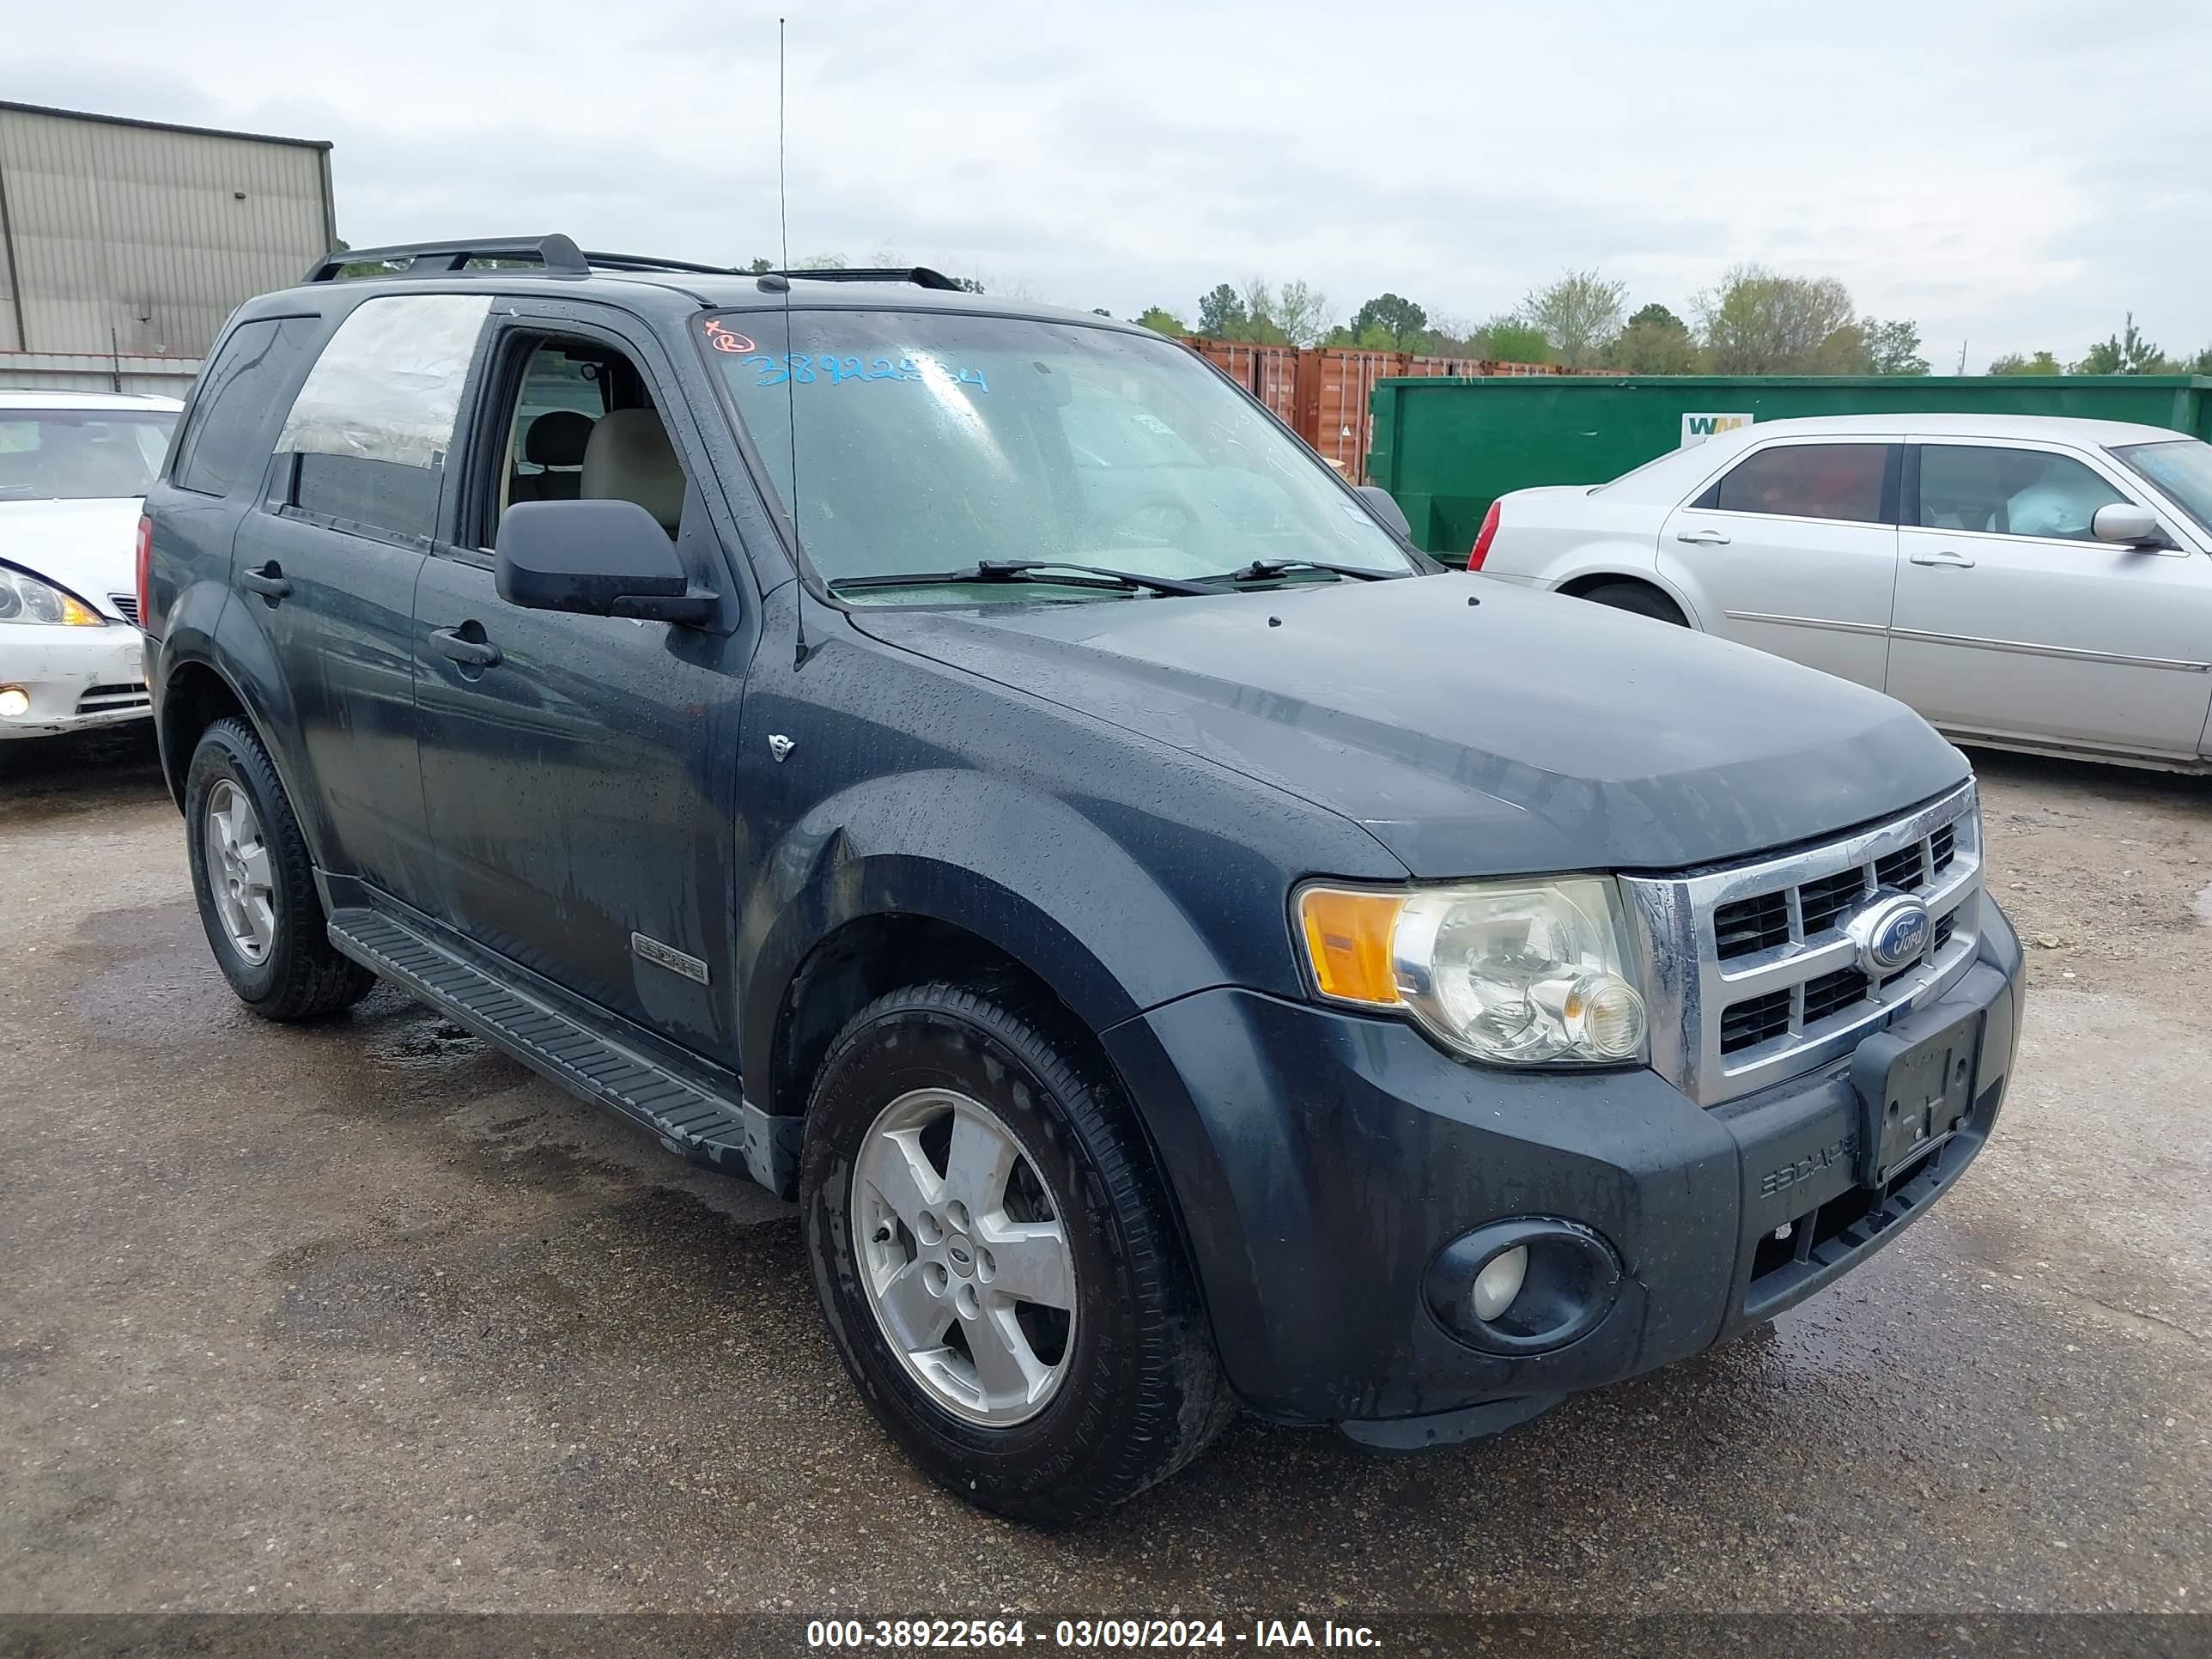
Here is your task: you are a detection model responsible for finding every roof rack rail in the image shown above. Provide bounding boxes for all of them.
[767,266,964,292]
[575,249,741,276]
[301,234,741,284]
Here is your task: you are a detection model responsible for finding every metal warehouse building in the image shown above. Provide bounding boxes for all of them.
[0,100,334,395]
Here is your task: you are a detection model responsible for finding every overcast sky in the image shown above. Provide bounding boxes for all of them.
[15,0,2212,364]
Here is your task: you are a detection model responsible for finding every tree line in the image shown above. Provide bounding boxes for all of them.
[731,248,2211,379]
[1134,267,2212,379]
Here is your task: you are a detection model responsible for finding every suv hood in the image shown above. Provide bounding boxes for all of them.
[850,574,1969,878]
[0,497,143,621]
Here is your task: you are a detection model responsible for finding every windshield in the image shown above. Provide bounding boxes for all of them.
[2112,438,2212,538]
[0,410,175,501]
[703,309,1414,600]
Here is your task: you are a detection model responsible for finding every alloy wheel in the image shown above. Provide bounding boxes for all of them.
[851,1087,1077,1426]
[203,779,276,965]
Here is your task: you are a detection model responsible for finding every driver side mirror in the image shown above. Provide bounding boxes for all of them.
[495,499,714,624]
[1355,484,1413,541]
[2091,503,2175,550]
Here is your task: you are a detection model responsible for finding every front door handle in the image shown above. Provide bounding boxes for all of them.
[239,562,290,600]
[429,626,502,669]
[1675,528,1731,546]
[1909,550,1977,568]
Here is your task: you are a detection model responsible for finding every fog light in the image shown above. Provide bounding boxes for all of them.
[1427,1219,1623,1355]
[0,686,29,719]
[1470,1245,1528,1322]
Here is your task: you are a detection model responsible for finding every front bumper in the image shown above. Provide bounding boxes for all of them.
[1103,901,2025,1431]
[0,623,151,738]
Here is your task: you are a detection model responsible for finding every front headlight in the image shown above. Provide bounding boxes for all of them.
[0,565,105,627]
[1297,876,1648,1066]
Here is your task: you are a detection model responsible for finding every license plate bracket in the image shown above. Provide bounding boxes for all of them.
[1847,1005,1982,1188]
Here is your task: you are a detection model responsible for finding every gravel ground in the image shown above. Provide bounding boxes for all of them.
[1,725,2206,1619]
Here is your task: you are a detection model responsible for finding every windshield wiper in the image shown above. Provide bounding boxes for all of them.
[1197,558,1398,585]
[829,560,1217,597]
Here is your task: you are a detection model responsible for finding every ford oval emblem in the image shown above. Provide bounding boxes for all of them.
[1847,891,1934,975]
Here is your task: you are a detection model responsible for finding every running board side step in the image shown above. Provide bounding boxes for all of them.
[326,907,798,1197]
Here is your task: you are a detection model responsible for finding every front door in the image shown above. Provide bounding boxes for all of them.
[1658,437,1902,690]
[1887,441,2212,757]
[409,314,757,1064]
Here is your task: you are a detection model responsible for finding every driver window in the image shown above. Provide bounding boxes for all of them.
[1917,446,2128,542]
[505,348,606,509]
[482,335,691,549]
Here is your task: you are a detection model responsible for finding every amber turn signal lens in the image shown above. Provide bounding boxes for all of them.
[1297,886,1405,1006]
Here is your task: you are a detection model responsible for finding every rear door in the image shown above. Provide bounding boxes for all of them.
[1657,437,1902,690]
[1887,439,2212,757]
[226,292,491,903]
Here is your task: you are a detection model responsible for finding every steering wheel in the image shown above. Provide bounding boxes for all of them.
[1099,495,1202,546]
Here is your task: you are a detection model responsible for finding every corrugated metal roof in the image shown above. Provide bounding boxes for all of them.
[0,103,337,358]
[0,100,330,152]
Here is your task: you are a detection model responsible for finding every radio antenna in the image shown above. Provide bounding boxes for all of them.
[777,17,791,272]
[777,15,810,665]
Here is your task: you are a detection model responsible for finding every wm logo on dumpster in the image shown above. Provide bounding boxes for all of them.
[1682,412,1754,446]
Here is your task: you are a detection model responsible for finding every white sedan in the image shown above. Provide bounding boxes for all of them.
[1474,413,2212,773]
[0,389,181,739]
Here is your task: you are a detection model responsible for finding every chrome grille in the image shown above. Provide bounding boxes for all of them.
[1801,966,1870,1025]
[1713,890,1789,959]
[1720,988,1790,1053]
[1873,843,1924,890]
[1797,867,1869,934]
[1621,782,1983,1107]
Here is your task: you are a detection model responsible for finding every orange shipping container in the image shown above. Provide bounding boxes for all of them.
[1295,349,1408,480]
[1404,354,1485,378]
[1181,338,1604,482]
[1185,337,1301,424]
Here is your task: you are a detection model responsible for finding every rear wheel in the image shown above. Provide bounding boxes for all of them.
[1577,580,1686,625]
[185,717,374,1021]
[801,979,1235,1525]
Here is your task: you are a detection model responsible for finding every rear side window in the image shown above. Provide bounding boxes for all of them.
[1709,443,1890,525]
[173,317,322,497]
[1917,445,2129,541]
[276,294,491,544]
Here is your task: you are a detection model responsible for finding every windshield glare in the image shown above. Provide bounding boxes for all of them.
[0,410,175,501]
[2112,438,2212,538]
[705,310,1414,599]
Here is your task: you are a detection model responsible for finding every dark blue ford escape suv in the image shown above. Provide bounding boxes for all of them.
[140,236,2025,1523]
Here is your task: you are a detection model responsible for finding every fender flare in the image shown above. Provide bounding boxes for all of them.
[1542,547,1705,629]
[738,769,1236,1107]
[155,583,331,868]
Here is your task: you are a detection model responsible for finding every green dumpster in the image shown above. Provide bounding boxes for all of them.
[1366,374,2212,559]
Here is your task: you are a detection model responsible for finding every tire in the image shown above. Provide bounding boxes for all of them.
[184,717,375,1021]
[1578,580,1686,625]
[801,979,1236,1525]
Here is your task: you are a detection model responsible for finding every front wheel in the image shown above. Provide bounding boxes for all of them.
[801,980,1235,1525]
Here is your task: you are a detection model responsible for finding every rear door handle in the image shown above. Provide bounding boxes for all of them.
[239,562,290,600]
[1909,550,1976,568]
[1675,528,1731,546]
[429,626,502,669]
